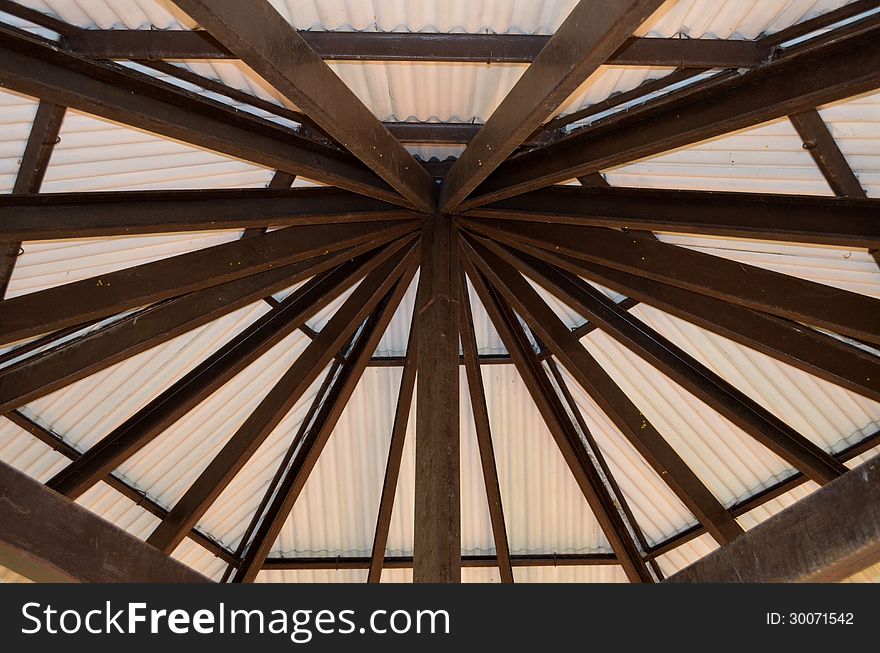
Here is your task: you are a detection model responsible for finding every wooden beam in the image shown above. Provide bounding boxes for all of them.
[477,240,880,404]
[170,0,436,213]
[790,109,868,199]
[480,241,846,484]
[0,101,64,298]
[439,0,665,212]
[0,26,405,206]
[413,215,461,582]
[462,250,653,583]
[233,267,416,583]
[460,24,880,209]
[0,188,417,240]
[45,249,403,500]
[66,29,766,67]
[146,244,417,553]
[0,246,384,413]
[464,239,745,543]
[0,219,417,347]
[461,219,880,346]
[266,552,620,570]
[667,454,880,582]
[0,458,209,583]
[368,286,421,583]
[465,185,880,248]
[459,268,514,582]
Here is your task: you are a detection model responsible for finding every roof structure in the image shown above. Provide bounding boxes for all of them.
[0,0,879,583]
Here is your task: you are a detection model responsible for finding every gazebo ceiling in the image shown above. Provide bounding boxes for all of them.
[0,0,879,584]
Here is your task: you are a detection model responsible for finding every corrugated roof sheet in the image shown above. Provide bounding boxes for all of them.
[1,0,879,583]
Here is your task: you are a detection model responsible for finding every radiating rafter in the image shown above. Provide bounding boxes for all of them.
[464,185,880,249]
[475,240,846,485]
[475,241,880,404]
[45,246,410,500]
[461,219,880,346]
[462,250,653,583]
[368,285,421,583]
[463,238,746,543]
[460,23,880,209]
[233,268,417,583]
[0,25,406,206]
[0,100,65,298]
[0,188,417,241]
[146,244,418,554]
[169,0,436,213]
[0,218,418,347]
[459,268,514,582]
[439,0,666,212]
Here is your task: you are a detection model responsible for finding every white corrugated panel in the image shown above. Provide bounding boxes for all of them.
[554,363,698,546]
[117,325,312,510]
[653,532,719,576]
[819,89,880,198]
[196,362,332,550]
[75,480,161,539]
[171,539,229,581]
[605,118,833,195]
[0,89,38,193]
[632,305,880,456]
[581,327,796,506]
[20,302,269,454]
[0,417,68,481]
[7,230,244,298]
[481,364,610,554]
[654,234,880,299]
[42,109,274,192]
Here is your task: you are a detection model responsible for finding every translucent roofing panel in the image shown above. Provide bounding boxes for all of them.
[605,119,833,195]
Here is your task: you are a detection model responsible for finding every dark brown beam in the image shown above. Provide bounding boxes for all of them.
[462,250,653,583]
[483,241,846,484]
[667,453,880,582]
[0,101,65,298]
[46,249,403,500]
[6,410,236,565]
[241,171,297,241]
[464,239,745,542]
[0,458,209,583]
[265,552,619,570]
[0,0,81,37]
[171,0,435,213]
[0,188,417,240]
[465,185,880,248]
[0,26,405,206]
[0,246,384,413]
[477,240,880,404]
[459,267,514,582]
[67,28,766,67]
[0,219,417,347]
[461,24,880,209]
[368,290,420,583]
[790,109,868,199]
[146,245,417,554]
[233,268,416,583]
[439,0,665,212]
[413,215,461,582]
[221,358,345,583]
[646,427,880,559]
[542,69,707,135]
[462,219,880,346]
[384,122,557,147]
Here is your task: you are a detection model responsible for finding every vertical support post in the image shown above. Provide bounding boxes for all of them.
[413,214,461,582]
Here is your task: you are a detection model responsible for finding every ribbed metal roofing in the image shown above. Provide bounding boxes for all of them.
[1,0,879,584]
